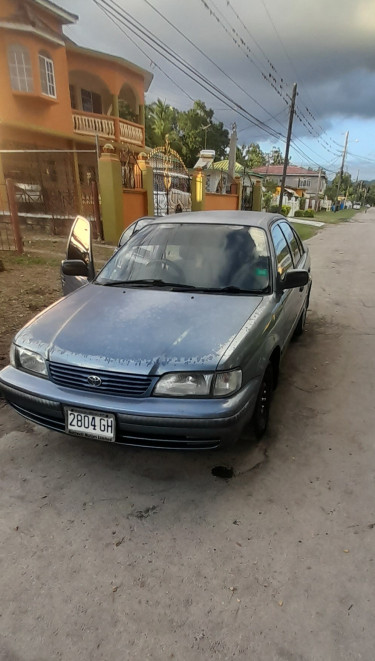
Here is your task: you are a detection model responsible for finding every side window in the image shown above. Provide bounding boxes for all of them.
[8,44,33,92]
[39,51,56,97]
[280,221,302,266]
[271,224,293,277]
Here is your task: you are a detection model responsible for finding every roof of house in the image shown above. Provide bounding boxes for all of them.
[252,165,323,176]
[29,0,78,25]
[66,43,154,91]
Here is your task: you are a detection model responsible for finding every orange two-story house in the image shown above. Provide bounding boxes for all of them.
[0,0,153,215]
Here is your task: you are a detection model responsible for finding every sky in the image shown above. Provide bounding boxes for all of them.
[57,0,375,181]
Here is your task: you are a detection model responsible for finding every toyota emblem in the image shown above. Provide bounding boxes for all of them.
[87,375,102,387]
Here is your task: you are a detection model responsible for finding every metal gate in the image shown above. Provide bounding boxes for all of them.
[1,146,99,234]
[149,139,191,216]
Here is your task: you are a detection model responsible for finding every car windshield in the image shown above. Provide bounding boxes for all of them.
[96,223,271,293]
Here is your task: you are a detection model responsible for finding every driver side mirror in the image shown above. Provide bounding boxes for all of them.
[279,269,309,291]
[66,215,95,281]
[61,259,89,277]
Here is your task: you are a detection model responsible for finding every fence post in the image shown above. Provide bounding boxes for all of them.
[91,179,103,240]
[5,179,23,254]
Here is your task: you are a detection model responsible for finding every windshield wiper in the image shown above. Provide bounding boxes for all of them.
[99,279,189,288]
[187,285,266,294]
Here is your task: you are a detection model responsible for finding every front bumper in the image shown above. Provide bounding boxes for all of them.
[0,366,260,450]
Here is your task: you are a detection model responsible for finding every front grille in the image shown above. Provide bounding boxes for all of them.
[49,362,154,397]
[116,430,220,450]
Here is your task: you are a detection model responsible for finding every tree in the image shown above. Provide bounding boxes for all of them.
[118,100,137,123]
[263,179,277,194]
[325,171,353,200]
[145,99,179,149]
[241,143,267,170]
[145,99,229,167]
[268,147,284,165]
[176,100,229,168]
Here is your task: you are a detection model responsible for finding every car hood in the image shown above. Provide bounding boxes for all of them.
[15,284,263,374]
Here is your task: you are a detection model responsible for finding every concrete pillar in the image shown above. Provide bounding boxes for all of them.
[98,144,123,243]
[112,94,119,117]
[191,169,206,211]
[252,180,262,211]
[139,104,145,127]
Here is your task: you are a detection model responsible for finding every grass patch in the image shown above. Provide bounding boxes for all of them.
[11,255,62,268]
[314,208,358,224]
[291,223,319,241]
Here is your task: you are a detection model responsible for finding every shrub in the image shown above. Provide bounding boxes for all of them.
[304,209,314,218]
[294,210,304,217]
[299,197,306,211]
[269,204,291,216]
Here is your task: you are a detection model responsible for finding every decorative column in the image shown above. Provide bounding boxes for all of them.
[98,143,123,243]
[191,168,206,211]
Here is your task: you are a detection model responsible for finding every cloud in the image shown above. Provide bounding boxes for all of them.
[57,0,375,173]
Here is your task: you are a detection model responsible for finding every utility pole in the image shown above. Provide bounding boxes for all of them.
[314,168,322,212]
[278,82,297,214]
[336,130,349,205]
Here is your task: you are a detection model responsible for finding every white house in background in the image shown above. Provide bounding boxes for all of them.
[252,165,327,200]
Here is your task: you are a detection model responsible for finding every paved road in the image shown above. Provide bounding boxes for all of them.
[1,211,375,660]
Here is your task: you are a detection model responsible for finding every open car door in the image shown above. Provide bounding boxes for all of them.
[61,216,95,295]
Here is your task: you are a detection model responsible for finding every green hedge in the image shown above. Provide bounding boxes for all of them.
[304,209,315,218]
[270,204,291,216]
[294,210,304,217]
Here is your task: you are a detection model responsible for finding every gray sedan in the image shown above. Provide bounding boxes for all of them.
[0,211,311,450]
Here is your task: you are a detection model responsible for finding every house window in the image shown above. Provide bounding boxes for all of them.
[7,44,34,92]
[81,89,102,114]
[39,51,56,97]
[298,178,311,188]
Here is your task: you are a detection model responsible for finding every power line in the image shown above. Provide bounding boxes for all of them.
[93,0,285,140]
[199,0,292,105]
[141,0,288,129]
[99,4,196,102]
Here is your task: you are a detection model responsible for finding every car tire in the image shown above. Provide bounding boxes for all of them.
[253,362,273,439]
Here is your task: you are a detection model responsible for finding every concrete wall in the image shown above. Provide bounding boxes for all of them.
[204,193,239,211]
[122,189,147,229]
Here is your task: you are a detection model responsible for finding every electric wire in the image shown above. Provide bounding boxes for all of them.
[93,0,285,140]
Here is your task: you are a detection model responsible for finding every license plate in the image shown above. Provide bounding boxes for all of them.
[65,407,115,442]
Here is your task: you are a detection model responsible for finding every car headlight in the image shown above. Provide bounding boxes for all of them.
[213,369,242,396]
[153,369,242,398]
[12,344,47,376]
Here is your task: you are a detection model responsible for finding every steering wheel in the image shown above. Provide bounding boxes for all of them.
[145,258,184,281]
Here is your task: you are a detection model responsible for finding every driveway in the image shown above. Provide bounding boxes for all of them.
[1,210,375,660]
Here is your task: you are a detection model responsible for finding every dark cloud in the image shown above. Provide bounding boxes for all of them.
[58,0,375,175]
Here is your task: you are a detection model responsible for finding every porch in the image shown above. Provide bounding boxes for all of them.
[72,111,144,147]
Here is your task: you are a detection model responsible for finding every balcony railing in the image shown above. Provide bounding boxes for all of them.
[72,111,144,147]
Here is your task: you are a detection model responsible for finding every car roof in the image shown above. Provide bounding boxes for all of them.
[141,211,284,230]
